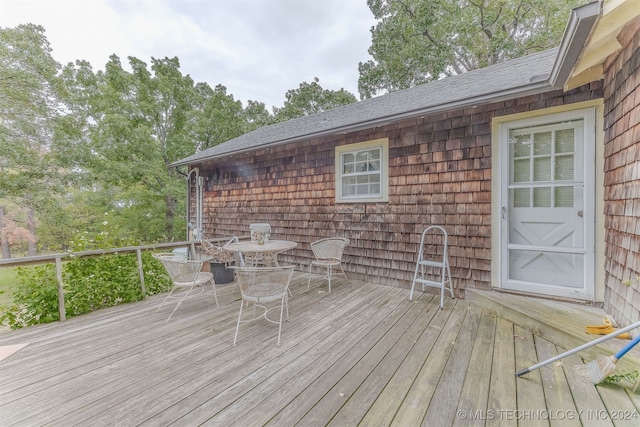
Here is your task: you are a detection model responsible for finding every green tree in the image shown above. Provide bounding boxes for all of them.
[61,55,255,245]
[71,55,197,242]
[243,99,275,131]
[190,83,247,152]
[273,77,357,122]
[359,0,588,98]
[0,24,67,257]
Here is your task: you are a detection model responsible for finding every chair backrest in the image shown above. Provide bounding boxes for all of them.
[153,253,204,282]
[310,237,350,261]
[234,266,294,296]
[202,237,240,266]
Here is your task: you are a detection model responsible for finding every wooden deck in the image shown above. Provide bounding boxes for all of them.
[1,272,640,426]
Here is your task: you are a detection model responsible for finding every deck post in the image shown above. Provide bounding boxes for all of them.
[55,256,66,322]
[136,248,147,297]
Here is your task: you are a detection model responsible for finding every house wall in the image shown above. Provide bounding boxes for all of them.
[602,30,640,325]
[197,82,603,293]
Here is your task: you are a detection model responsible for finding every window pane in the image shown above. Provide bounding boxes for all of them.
[555,155,574,181]
[556,129,574,153]
[514,188,530,207]
[511,134,530,157]
[342,172,381,198]
[555,186,574,207]
[514,159,530,182]
[533,131,552,155]
[533,187,551,207]
[534,157,551,181]
[343,153,354,164]
[354,149,380,172]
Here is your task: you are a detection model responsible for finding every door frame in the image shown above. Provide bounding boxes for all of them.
[491,100,605,302]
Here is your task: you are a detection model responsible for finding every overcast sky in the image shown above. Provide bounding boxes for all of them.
[1,0,377,109]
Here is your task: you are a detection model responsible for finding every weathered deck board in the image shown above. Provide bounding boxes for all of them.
[1,273,639,426]
[388,301,468,426]
[357,297,456,426]
[326,296,440,427]
[513,325,548,427]
[423,304,482,426]
[535,337,581,427]
[453,310,496,427]
[486,316,518,427]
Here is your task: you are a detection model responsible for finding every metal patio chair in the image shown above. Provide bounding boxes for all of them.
[153,253,218,321]
[233,265,294,346]
[307,237,350,292]
[410,225,454,309]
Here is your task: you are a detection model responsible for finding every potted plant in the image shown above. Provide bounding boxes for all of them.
[200,240,236,284]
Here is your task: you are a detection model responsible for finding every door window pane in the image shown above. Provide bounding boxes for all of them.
[514,159,530,182]
[555,186,574,207]
[533,187,551,207]
[512,134,531,157]
[555,155,574,181]
[513,188,530,207]
[533,131,552,155]
[534,157,551,181]
[556,129,575,153]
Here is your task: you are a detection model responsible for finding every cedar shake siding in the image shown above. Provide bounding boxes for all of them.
[196,83,603,293]
[602,29,640,324]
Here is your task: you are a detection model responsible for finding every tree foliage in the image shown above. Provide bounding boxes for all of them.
[273,77,358,122]
[0,24,68,256]
[358,0,588,98]
[0,24,357,258]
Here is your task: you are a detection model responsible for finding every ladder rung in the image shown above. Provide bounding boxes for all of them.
[414,278,447,287]
[417,260,445,268]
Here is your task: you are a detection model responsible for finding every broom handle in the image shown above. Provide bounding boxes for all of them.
[614,333,640,359]
[516,319,640,377]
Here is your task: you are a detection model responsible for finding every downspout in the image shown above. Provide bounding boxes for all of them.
[184,168,203,241]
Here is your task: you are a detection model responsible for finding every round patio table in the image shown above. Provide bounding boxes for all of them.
[223,240,297,267]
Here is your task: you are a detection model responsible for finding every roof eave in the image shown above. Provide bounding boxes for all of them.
[548,1,602,89]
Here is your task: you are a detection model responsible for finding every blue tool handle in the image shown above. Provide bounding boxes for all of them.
[615,333,640,359]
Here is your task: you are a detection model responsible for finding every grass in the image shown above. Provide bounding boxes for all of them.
[0,267,21,306]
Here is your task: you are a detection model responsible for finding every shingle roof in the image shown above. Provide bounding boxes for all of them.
[173,48,559,167]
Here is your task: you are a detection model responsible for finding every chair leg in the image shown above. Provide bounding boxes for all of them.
[277,296,285,346]
[165,287,195,322]
[284,294,289,321]
[210,280,219,308]
[156,287,176,311]
[338,264,348,280]
[307,263,313,290]
[233,299,245,346]
[327,265,333,293]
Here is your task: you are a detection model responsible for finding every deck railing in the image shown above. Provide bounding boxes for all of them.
[0,237,238,322]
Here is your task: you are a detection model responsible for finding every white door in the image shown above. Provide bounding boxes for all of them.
[500,108,595,300]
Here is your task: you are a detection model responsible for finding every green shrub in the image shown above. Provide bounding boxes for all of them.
[0,251,172,330]
[0,265,60,329]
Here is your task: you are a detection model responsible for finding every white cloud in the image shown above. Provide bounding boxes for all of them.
[1,0,376,109]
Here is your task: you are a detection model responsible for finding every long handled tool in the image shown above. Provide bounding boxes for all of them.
[515,320,640,377]
[574,333,640,383]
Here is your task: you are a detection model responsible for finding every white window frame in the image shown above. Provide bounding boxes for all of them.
[335,138,389,203]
